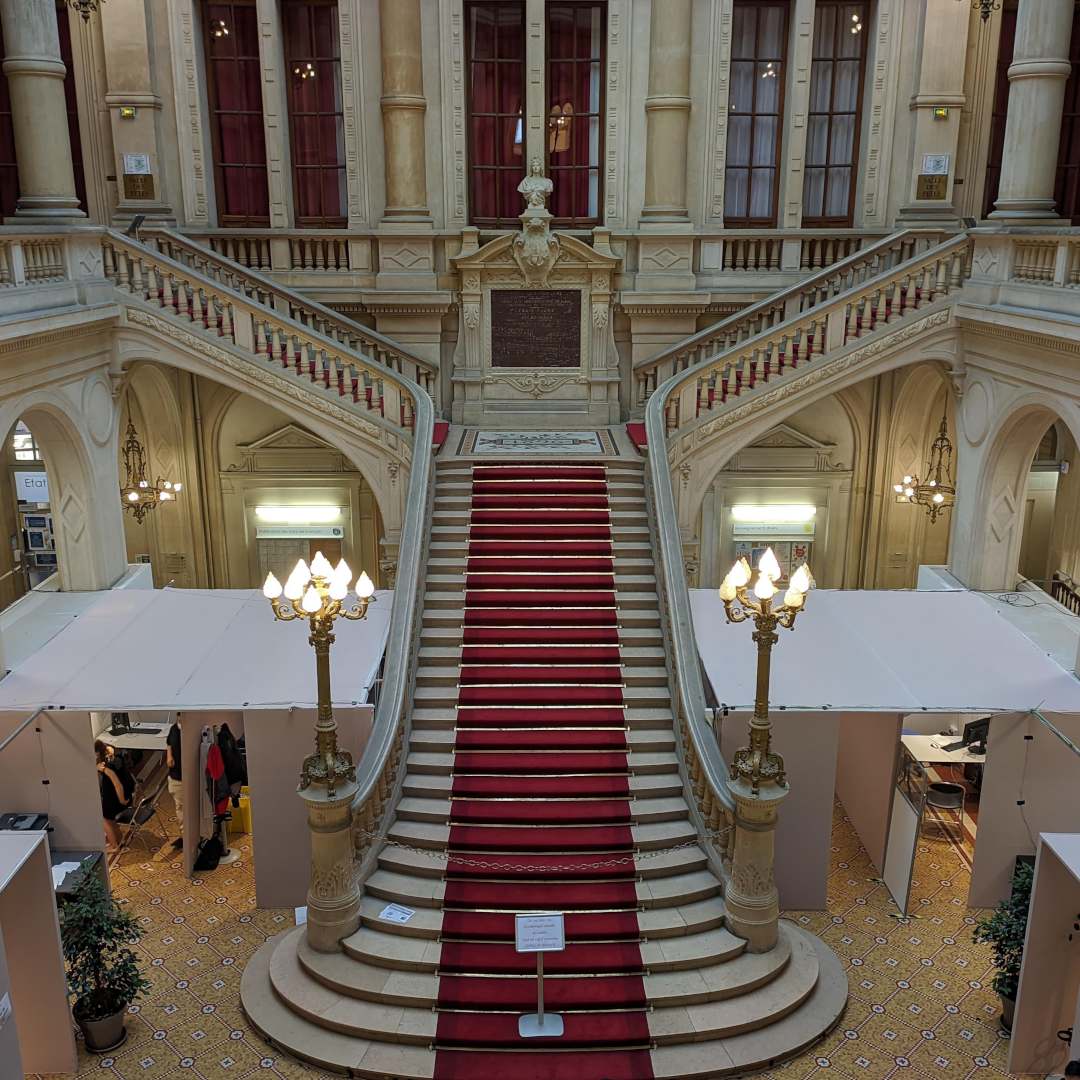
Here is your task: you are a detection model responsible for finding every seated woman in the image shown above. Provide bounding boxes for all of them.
[95,739,129,853]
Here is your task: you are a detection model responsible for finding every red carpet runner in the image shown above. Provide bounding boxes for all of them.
[434,462,655,1080]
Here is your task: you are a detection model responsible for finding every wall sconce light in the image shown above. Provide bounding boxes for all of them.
[119,106,137,120]
[933,106,950,121]
[254,505,342,525]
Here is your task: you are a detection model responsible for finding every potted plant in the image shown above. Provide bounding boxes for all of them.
[972,861,1034,1032]
[58,873,151,1052]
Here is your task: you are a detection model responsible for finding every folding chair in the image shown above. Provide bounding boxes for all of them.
[110,778,169,865]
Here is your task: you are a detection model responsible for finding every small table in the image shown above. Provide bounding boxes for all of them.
[50,848,106,898]
[901,734,987,766]
[99,725,170,752]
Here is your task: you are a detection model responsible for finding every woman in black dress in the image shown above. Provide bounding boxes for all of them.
[96,739,129,853]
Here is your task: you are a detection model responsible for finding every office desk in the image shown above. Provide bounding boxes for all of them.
[50,848,106,898]
[901,734,986,766]
[100,725,169,752]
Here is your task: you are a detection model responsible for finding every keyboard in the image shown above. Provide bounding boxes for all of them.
[939,740,966,752]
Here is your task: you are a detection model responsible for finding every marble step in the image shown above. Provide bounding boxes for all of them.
[650,929,846,1076]
[427,556,657,574]
[425,573,658,591]
[422,605,661,629]
[427,540,654,558]
[647,924,820,1044]
[386,817,698,854]
[431,510,649,529]
[404,745,681,775]
[421,590,661,609]
[418,625,664,649]
[401,768,685,799]
[413,664,669,688]
[407,726,676,755]
[241,934,436,1079]
[394,794,691,827]
[411,683,672,710]
[417,644,667,666]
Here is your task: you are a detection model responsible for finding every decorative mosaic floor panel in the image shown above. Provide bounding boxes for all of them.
[30,798,1018,1080]
[458,429,617,456]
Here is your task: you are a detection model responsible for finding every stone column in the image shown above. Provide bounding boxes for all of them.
[378,0,430,220]
[725,781,787,953]
[302,785,361,951]
[0,0,83,221]
[991,0,1075,222]
[641,0,692,221]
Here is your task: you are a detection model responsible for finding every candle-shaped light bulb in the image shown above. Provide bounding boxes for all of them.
[328,575,348,601]
[356,570,375,600]
[262,571,283,599]
[309,551,333,580]
[334,558,352,588]
[783,586,805,609]
[758,547,782,582]
[728,557,752,588]
[301,585,322,613]
[283,565,306,601]
[789,564,812,595]
[753,573,777,600]
[719,576,737,602]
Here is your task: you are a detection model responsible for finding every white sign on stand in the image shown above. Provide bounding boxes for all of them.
[515,912,566,1038]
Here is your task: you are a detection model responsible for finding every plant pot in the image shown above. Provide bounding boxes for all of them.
[78,1009,128,1053]
[999,993,1016,1033]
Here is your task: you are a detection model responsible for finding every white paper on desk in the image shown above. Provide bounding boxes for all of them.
[51,861,81,888]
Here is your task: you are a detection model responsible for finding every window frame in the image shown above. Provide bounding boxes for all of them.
[464,0,528,229]
[724,0,791,229]
[201,0,272,228]
[282,0,347,228]
[544,0,607,228]
[801,0,869,228]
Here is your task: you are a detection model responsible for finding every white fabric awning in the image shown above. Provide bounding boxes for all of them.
[690,588,1080,713]
[0,587,391,712]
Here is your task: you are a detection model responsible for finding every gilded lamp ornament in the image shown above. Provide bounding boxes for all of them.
[893,406,956,524]
[719,549,813,795]
[120,419,182,523]
[263,553,375,797]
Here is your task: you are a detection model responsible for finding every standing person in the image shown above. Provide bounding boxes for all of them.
[166,719,183,850]
[95,740,128,854]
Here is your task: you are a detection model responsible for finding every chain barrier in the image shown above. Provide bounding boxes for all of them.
[353,822,732,874]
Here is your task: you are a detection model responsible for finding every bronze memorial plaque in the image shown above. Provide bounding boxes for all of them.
[491,289,581,368]
[123,173,156,200]
[915,174,947,200]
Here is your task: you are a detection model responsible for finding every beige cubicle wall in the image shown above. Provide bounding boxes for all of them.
[1008,833,1080,1077]
[0,710,104,852]
[174,706,373,904]
[0,923,20,1080]
[722,709,840,910]
[0,833,77,1075]
[971,711,1080,906]
[834,712,902,871]
[244,706,373,909]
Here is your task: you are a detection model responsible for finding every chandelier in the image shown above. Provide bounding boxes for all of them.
[120,419,181,524]
[894,406,956,524]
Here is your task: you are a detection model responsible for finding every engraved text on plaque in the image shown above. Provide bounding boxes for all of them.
[491,289,581,368]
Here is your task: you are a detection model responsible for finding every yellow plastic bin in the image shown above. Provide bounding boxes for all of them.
[227,788,252,836]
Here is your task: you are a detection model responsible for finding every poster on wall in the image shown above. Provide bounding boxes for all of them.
[732,540,813,585]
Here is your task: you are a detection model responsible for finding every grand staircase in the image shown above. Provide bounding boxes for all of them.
[243,452,847,1079]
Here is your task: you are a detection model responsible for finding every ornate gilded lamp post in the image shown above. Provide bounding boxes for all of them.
[718,549,812,951]
[263,552,375,951]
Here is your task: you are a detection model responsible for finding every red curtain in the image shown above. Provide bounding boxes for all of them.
[466,2,525,226]
[283,0,346,226]
[546,3,605,225]
[204,1,270,226]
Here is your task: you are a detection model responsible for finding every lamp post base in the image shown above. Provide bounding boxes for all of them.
[301,780,361,952]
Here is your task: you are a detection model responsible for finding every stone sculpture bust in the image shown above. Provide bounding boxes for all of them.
[517,157,553,210]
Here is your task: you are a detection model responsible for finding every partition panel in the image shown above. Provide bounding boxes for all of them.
[834,711,901,869]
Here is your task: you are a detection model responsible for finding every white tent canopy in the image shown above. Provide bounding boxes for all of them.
[0,587,391,711]
[690,588,1080,713]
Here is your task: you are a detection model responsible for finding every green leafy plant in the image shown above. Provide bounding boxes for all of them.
[972,861,1034,1001]
[58,872,151,1022]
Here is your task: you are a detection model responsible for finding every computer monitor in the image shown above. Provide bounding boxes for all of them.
[109,712,131,735]
[962,716,990,753]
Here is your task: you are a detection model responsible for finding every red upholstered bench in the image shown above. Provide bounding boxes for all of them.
[626,422,647,455]
[432,420,450,454]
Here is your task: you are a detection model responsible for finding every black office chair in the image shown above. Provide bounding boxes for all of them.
[925,781,966,843]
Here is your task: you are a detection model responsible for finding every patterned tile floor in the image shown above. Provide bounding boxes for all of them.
[32,798,1017,1080]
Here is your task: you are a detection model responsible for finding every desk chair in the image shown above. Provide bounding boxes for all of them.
[110,778,169,865]
[925,781,965,844]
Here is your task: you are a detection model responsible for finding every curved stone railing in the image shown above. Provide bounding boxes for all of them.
[644,232,973,883]
[100,230,435,878]
[633,228,948,411]
[144,227,439,405]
